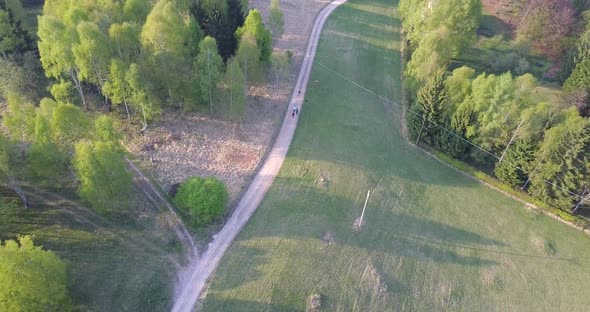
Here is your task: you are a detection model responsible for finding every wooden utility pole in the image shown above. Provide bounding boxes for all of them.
[415,117,426,145]
[499,119,524,163]
[572,190,590,214]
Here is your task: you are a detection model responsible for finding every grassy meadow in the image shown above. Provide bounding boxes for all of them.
[200,0,590,311]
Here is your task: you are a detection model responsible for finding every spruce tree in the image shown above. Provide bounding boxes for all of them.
[416,68,447,144]
[494,140,535,187]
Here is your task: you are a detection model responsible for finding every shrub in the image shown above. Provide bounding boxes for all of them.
[174,177,228,226]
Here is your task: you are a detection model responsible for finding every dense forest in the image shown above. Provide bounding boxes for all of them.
[401,0,590,218]
[0,0,286,214]
[0,0,285,309]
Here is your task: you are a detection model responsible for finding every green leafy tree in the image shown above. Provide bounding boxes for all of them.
[126,63,160,130]
[185,15,204,59]
[236,9,271,61]
[141,0,192,107]
[451,99,475,138]
[0,235,71,311]
[73,141,132,213]
[73,21,112,105]
[174,177,228,226]
[31,99,55,146]
[38,14,88,108]
[478,73,536,157]
[237,33,259,98]
[269,0,284,40]
[224,57,245,121]
[271,50,289,93]
[445,66,474,118]
[103,58,132,121]
[28,99,67,184]
[49,80,75,104]
[0,57,26,98]
[123,0,151,23]
[400,0,481,81]
[399,0,481,51]
[94,115,121,147]
[0,52,47,102]
[405,27,453,82]
[108,22,141,64]
[519,101,561,143]
[473,73,517,152]
[195,36,224,113]
[3,92,35,141]
[51,103,90,149]
[0,133,27,207]
[35,98,58,131]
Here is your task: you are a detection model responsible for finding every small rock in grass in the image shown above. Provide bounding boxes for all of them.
[322,232,335,245]
[315,173,329,189]
[306,293,322,312]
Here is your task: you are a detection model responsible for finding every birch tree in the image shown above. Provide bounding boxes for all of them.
[73,21,112,106]
[38,14,88,109]
[237,33,259,99]
[103,58,132,121]
[270,51,289,93]
[0,134,27,207]
[196,36,223,113]
[225,57,245,121]
[269,0,284,40]
[0,236,71,311]
[73,141,132,213]
[108,22,141,64]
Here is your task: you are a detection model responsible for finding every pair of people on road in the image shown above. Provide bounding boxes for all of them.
[292,106,299,117]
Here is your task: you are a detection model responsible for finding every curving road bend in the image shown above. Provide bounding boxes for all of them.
[171,0,348,310]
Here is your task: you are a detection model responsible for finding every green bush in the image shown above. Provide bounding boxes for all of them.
[174,177,228,226]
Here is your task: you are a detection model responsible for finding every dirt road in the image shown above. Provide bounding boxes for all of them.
[170,0,349,311]
[126,159,198,258]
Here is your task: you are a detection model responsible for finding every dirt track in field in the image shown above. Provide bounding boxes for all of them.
[171,0,349,310]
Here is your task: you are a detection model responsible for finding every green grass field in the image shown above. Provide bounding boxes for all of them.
[0,184,181,311]
[200,0,590,311]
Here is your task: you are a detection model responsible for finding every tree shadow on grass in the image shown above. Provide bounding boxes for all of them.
[234,182,500,269]
[1,185,180,312]
[478,15,514,38]
[208,244,270,292]
[201,297,300,312]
